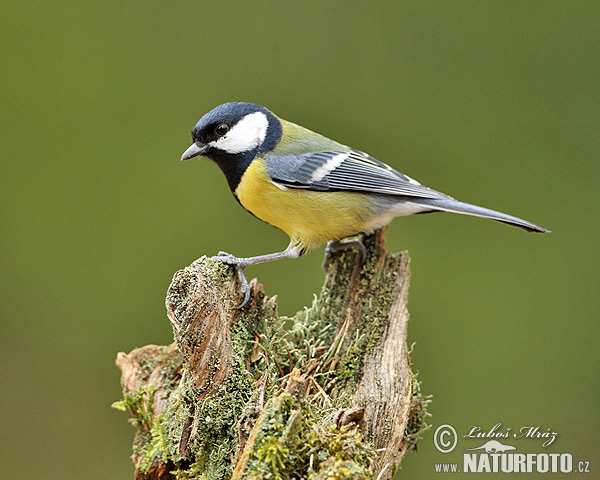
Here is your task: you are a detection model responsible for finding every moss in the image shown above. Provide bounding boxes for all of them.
[140,414,170,471]
[335,330,366,385]
[113,364,254,479]
[112,383,156,427]
[242,393,374,480]
[117,233,424,479]
[112,382,170,472]
[300,423,375,475]
[194,372,254,471]
[308,458,371,480]
[334,251,400,389]
[403,372,432,451]
[159,349,256,480]
[174,462,209,480]
[242,393,298,480]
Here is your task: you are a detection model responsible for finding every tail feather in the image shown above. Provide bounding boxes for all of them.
[411,198,550,233]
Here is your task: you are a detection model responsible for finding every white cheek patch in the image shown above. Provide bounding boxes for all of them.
[309,153,348,182]
[209,111,269,154]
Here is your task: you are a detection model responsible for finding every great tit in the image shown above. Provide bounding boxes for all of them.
[181,102,549,307]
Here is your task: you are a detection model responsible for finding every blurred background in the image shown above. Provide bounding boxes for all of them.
[1,2,598,478]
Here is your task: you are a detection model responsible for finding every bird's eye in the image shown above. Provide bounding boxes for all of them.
[216,123,229,136]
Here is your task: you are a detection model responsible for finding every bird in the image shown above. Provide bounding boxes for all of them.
[181,102,549,308]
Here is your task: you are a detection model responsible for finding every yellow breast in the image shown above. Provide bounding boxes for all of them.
[234,159,377,251]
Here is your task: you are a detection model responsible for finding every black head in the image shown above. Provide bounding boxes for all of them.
[182,102,282,160]
[181,102,282,192]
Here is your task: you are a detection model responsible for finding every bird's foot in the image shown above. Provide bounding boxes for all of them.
[321,239,367,270]
[211,251,251,309]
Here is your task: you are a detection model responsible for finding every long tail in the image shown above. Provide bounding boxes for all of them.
[412,198,550,233]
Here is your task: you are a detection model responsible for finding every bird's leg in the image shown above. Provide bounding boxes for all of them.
[212,243,302,309]
[322,238,367,270]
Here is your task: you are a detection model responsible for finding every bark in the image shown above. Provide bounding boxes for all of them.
[114,228,429,480]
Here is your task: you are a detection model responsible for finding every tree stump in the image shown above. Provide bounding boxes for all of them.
[114,228,430,480]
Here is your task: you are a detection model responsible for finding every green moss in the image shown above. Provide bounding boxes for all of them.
[336,330,366,385]
[242,393,297,480]
[243,393,374,480]
[159,258,275,478]
[174,462,209,480]
[334,251,400,389]
[139,414,169,471]
[308,458,371,480]
[159,349,256,479]
[301,423,375,474]
[112,383,153,422]
[117,233,424,479]
[403,372,432,451]
[112,382,170,472]
[114,366,254,479]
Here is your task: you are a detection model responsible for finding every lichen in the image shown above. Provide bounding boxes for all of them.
[159,342,256,479]
[308,458,371,480]
[241,392,374,480]
[112,382,169,472]
[115,233,426,479]
[332,251,400,389]
[403,371,432,451]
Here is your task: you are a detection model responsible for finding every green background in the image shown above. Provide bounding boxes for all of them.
[1,2,598,478]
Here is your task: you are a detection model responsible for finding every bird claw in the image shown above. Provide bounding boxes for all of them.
[211,252,251,309]
[213,251,241,265]
[233,267,251,309]
[322,239,367,270]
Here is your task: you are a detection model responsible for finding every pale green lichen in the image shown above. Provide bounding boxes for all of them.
[242,392,374,480]
[403,372,432,451]
[115,237,427,479]
[158,342,256,479]
[112,382,169,472]
[332,250,401,389]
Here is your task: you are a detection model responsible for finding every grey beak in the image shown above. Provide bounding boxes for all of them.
[181,143,208,161]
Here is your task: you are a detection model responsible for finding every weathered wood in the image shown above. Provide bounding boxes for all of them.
[336,232,414,475]
[115,228,428,480]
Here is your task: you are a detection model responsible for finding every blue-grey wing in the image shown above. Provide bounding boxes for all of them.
[264,149,452,200]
